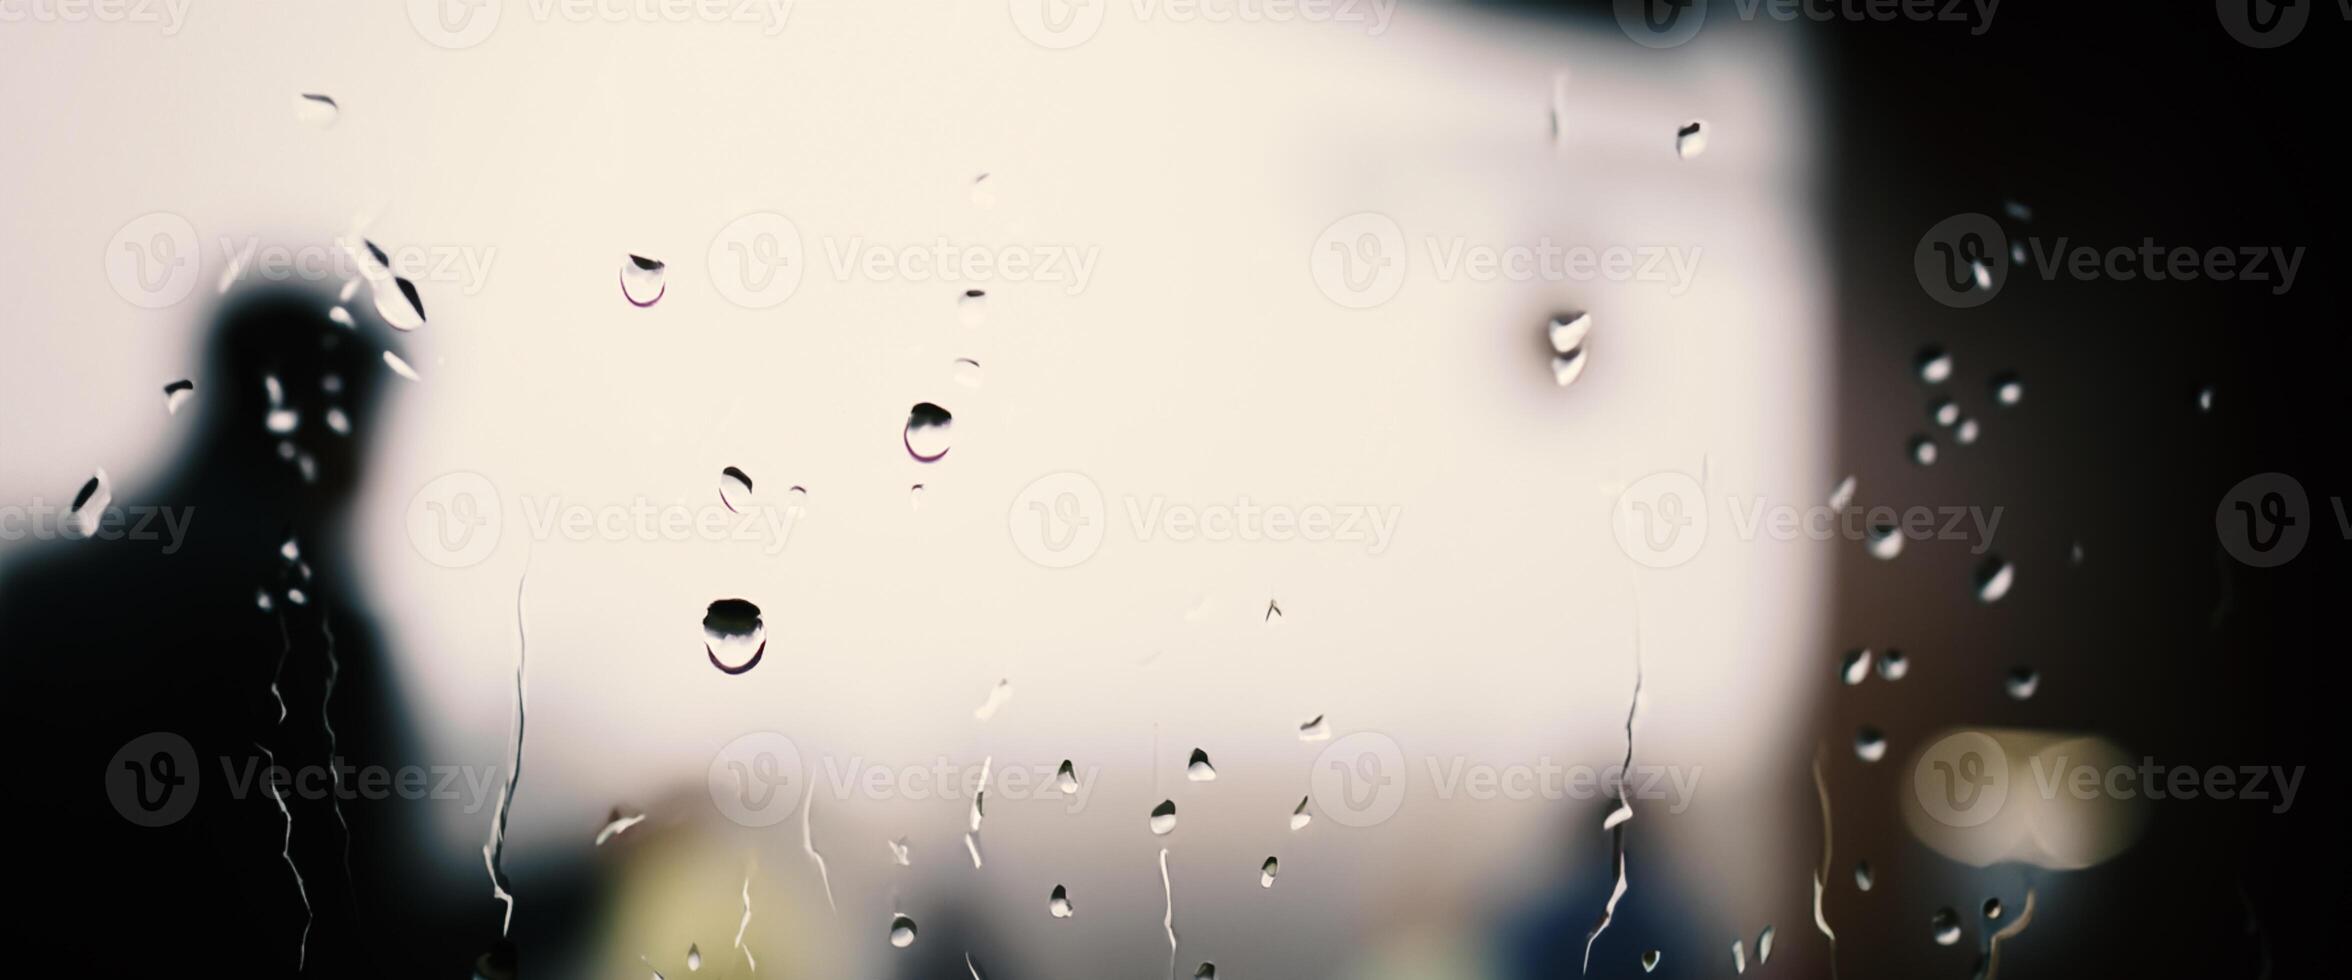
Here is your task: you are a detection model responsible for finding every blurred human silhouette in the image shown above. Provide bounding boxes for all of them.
[0,285,494,975]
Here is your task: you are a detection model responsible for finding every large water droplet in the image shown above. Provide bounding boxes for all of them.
[889,914,918,948]
[1675,120,1709,159]
[621,255,667,307]
[1150,800,1178,835]
[1260,856,1278,887]
[1876,649,1909,681]
[1909,435,1939,466]
[1975,557,2015,603]
[1854,727,1887,763]
[1186,748,1216,782]
[1931,908,1962,945]
[164,379,195,415]
[1049,884,1074,918]
[68,469,112,538]
[719,466,754,513]
[1917,347,1953,384]
[1840,648,1873,685]
[702,598,766,675]
[294,93,339,128]
[2005,666,2039,700]
[904,403,954,462]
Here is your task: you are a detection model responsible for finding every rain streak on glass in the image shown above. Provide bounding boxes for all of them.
[702,599,767,675]
[904,402,954,462]
[621,255,667,307]
[1931,908,1963,945]
[1150,800,1178,835]
[1854,727,1888,763]
[1299,715,1331,741]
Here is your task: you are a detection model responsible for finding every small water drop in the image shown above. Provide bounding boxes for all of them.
[1917,347,1953,384]
[888,837,911,865]
[383,350,421,381]
[719,466,754,513]
[1757,925,1775,964]
[1983,897,2004,920]
[294,92,339,128]
[1731,939,1747,974]
[1193,963,1216,980]
[973,678,1013,721]
[1991,372,2023,406]
[909,483,925,509]
[952,357,984,388]
[1641,949,1661,972]
[2197,384,2215,413]
[1186,748,1216,782]
[2069,541,2085,565]
[1049,884,1075,918]
[702,598,767,675]
[1828,475,1857,511]
[1854,861,1874,891]
[1955,417,1980,445]
[889,914,918,948]
[970,173,996,210]
[164,379,195,415]
[904,402,954,462]
[1930,398,1960,427]
[68,469,112,538]
[373,276,425,331]
[1299,715,1331,741]
[1150,799,1178,835]
[1547,310,1592,353]
[1675,119,1709,159]
[256,588,275,612]
[1260,856,1278,887]
[1931,907,1962,945]
[2009,240,2028,265]
[686,944,702,971]
[958,289,987,327]
[1975,557,2015,603]
[2005,666,2039,700]
[1264,599,1284,625]
[1552,348,1590,387]
[1057,760,1078,794]
[325,408,350,436]
[1854,727,1887,763]
[621,255,667,307]
[1840,648,1873,685]
[1876,649,1909,681]
[1289,796,1312,831]
[1909,435,1939,466]
[2004,200,2033,222]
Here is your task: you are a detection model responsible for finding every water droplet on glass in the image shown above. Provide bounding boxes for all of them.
[286,587,307,605]
[1552,348,1590,387]
[1547,311,1592,353]
[1840,648,1873,685]
[1731,939,1747,974]
[973,678,1013,721]
[1854,861,1874,891]
[1855,727,1887,762]
[373,276,425,331]
[1193,963,1216,980]
[904,402,954,462]
[280,537,301,562]
[1828,475,1857,511]
[2004,200,2033,222]
[1930,398,1960,427]
[958,289,987,327]
[2005,667,2039,700]
[1289,796,1312,830]
[1876,649,1908,681]
[256,588,274,612]
[339,277,361,302]
[1264,599,1284,625]
[889,914,918,948]
[1991,372,2023,406]
[1299,715,1331,741]
[1955,418,1980,445]
[325,408,350,436]
[68,469,111,538]
[164,379,195,414]
[1186,749,1216,782]
[1931,908,1962,945]
[888,837,911,866]
[1260,856,1278,887]
[1917,347,1953,384]
[1675,120,1708,159]
[970,173,995,210]
[321,373,343,395]
[686,944,702,971]
[1757,926,1775,964]
[1049,884,1074,918]
[384,350,421,381]
[2069,541,2085,566]
[1908,435,1939,466]
[1866,522,1905,560]
[702,598,766,675]
[2009,240,2028,265]
[2197,385,2215,413]
[1975,557,2014,603]
[621,255,667,307]
[1983,897,2004,920]
[909,484,925,509]
[1641,949,1661,972]
[719,466,754,513]
[294,93,338,128]
[1057,760,1078,794]
[953,358,984,388]
[1150,800,1178,835]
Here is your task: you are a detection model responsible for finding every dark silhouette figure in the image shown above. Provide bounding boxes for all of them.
[0,286,491,975]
